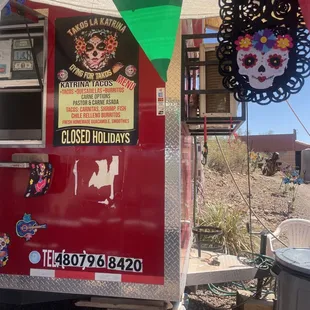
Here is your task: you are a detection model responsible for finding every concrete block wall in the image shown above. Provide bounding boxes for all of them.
[278,151,296,168]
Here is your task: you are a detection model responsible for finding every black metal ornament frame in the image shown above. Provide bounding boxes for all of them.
[217,0,310,105]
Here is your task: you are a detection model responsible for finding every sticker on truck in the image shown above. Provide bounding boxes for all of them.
[38,249,143,273]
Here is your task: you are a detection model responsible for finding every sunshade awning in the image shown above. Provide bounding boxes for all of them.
[26,0,219,81]
[26,0,310,83]
[28,0,220,19]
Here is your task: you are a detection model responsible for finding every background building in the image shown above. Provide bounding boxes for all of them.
[239,130,310,169]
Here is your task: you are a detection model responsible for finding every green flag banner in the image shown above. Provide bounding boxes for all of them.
[113,0,183,82]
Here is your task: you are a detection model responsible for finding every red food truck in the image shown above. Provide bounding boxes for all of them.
[0,0,249,308]
[0,1,216,308]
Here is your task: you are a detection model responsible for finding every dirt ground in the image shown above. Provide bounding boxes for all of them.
[201,168,310,230]
[189,167,310,309]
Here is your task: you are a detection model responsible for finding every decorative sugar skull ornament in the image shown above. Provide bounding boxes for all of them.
[235,30,292,90]
[217,0,310,105]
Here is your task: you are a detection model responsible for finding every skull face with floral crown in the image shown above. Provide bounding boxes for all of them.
[0,233,9,267]
[0,237,7,251]
[235,29,293,89]
[74,30,119,72]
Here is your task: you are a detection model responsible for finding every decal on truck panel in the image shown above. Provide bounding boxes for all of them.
[25,163,53,198]
[156,88,165,116]
[73,156,119,207]
[125,65,136,78]
[16,214,47,241]
[29,268,164,285]
[73,159,79,196]
[0,233,10,267]
[39,249,143,273]
[89,156,119,206]
[29,251,41,264]
[53,15,139,147]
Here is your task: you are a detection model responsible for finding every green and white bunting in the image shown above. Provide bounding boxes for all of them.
[113,0,183,82]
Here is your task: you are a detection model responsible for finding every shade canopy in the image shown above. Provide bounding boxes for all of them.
[27,0,310,82]
[28,0,220,19]
[28,0,220,82]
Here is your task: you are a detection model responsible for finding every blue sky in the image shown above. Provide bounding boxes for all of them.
[241,83,310,144]
[204,29,310,144]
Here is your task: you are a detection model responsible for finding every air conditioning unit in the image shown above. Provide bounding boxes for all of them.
[199,43,238,127]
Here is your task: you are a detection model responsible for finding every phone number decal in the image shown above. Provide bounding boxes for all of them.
[55,251,105,269]
[107,256,143,272]
[41,249,143,272]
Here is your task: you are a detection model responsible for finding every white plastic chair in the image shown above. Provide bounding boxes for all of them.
[266,219,310,257]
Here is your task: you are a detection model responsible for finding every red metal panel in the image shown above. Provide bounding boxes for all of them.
[192,19,204,47]
[0,2,165,284]
[299,0,310,31]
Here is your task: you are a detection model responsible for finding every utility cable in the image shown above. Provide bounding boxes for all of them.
[25,19,43,91]
[286,100,310,137]
[202,115,208,165]
[215,136,287,247]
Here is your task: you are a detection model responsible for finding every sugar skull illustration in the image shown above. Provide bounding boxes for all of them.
[74,29,119,72]
[25,163,53,198]
[35,163,47,193]
[125,65,137,77]
[0,233,10,267]
[216,0,310,105]
[235,29,293,89]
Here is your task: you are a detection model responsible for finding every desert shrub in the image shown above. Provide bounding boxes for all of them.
[207,137,248,174]
[198,202,259,255]
[279,165,304,211]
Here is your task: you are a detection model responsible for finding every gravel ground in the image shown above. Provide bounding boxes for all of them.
[188,168,310,309]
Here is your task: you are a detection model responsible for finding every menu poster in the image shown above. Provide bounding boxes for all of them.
[54,16,139,146]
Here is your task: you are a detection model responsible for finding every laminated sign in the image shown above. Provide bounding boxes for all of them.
[53,15,139,146]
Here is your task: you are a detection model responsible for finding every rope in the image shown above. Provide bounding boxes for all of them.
[201,115,208,166]
[286,100,310,137]
[215,136,288,247]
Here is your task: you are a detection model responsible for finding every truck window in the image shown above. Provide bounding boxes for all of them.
[0,20,46,147]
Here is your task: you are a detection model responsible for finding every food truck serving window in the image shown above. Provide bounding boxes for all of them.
[0,19,46,147]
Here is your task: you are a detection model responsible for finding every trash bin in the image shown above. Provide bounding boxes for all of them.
[272,248,310,310]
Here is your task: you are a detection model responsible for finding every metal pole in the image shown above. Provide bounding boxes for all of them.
[193,136,198,227]
[197,229,201,258]
[256,231,268,299]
